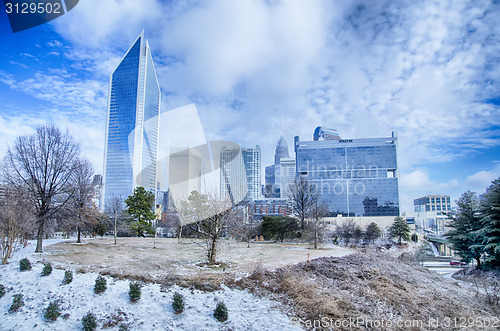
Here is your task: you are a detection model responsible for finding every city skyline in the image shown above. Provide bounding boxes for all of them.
[0,0,499,212]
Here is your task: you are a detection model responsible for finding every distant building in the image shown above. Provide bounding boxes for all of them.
[313,126,342,141]
[264,137,295,198]
[274,136,290,164]
[220,145,261,203]
[294,128,399,217]
[92,174,103,208]
[102,31,160,203]
[278,157,295,198]
[241,146,262,200]
[414,195,451,213]
[253,198,292,219]
[168,147,202,204]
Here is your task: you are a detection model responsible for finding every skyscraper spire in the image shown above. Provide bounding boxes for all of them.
[274,136,290,165]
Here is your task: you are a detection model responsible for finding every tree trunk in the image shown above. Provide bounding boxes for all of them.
[178,224,183,243]
[475,256,481,269]
[77,226,81,243]
[314,224,318,250]
[114,216,117,245]
[35,222,44,253]
[209,237,217,264]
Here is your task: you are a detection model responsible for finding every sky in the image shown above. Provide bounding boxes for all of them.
[0,0,499,212]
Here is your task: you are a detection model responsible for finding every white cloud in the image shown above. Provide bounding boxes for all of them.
[465,165,500,193]
[399,169,460,211]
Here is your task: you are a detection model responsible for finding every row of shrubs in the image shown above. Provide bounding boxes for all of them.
[3,258,229,329]
[18,258,73,284]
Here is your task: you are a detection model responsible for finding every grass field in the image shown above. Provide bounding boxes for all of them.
[44,237,352,282]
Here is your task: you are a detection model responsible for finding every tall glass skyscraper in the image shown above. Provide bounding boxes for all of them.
[103,31,160,203]
[295,129,399,217]
[220,145,261,203]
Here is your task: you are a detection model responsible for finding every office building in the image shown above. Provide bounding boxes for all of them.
[253,198,292,219]
[168,147,202,204]
[220,145,261,203]
[294,127,399,217]
[102,31,160,203]
[241,146,262,200]
[414,195,451,213]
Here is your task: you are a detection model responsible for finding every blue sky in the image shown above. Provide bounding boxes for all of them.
[0,0,499,212]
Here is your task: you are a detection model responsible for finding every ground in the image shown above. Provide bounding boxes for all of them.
[0,238,350,331]
[1,238,499,330]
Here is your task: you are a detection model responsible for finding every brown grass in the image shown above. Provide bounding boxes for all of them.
[231,251,499,330]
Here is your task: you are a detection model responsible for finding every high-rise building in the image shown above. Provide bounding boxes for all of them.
[274,136,290,165]
[102,31,160,203]
[278,157,295,198]
[242,146,262,200]
[168,147,202,204]
[414,195,451,213]
[295,128,399,217]
[264,137,295,198]
[220,145,261,203]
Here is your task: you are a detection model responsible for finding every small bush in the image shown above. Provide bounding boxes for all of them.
[62,270,73,285]
[82,311,97,331]
[94,275,107,294]
[118,324,129,331]
[128,282,141,303]
[172,292,185,313]
[214,301,228,322]
[41,262,53,276]
[9,294,24,313]
[19,258,31,271]
[0,284,5,298]
[44,301,62,322]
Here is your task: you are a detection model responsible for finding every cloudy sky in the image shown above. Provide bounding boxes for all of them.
[0,0,499,211]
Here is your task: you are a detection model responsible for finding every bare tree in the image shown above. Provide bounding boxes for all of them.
[105,197,125,245]
[70,158,98,243]
[287,177,320,230]
[227,202,258,248]
[0,185,36,264]
[181,190,232,264]
[336,219,357,246]
[2,124,81,253]
[307,201,329,249]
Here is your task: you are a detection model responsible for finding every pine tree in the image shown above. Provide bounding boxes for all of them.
[214,301,228,322]
[124,187,156,237]
[477,179,500,268]
[389,216,411,245]
[446,191,483,267]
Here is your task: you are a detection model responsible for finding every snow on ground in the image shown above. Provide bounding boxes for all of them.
[0,240,302,331]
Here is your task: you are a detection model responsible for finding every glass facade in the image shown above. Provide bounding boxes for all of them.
[103,32,160,203]
[414,195,451,213]
[242,146,262,200]
[220,145,261,202]
[294,133,400,216]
